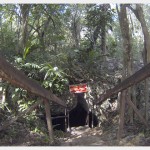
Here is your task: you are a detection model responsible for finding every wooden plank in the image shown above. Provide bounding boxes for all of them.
[0,56,66,107]
[96,62,150,105]
[117,90,126,140]
[44,99,54,144]
[127,98,148,127]
[65,108,67,132]
[52,115,68,119]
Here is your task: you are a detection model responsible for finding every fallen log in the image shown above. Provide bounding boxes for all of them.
[96,63,150,105]
[0,55,66,107]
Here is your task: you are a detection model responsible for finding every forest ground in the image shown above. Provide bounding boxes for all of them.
[0,114,150,146]
[59,122,150,146]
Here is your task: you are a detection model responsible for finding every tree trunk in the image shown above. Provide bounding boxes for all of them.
[71,6,81,49]
[100,25,106,57]
[117,4,132,78]
[17,4,30,55]
[128,4,150,121]
[127,4,150,62]
[117,4,133,123]
[100,4,109,60]
[131,85,137,120]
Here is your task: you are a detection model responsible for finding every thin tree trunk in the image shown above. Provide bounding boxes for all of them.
[18,4,30,55]
[100,24,107,71]
[100,4,110,58]
[117,4,133,123]
[144,79,149,121]
[131,85,137,120]
[127,4,150,121]
[101,26,106,55]
[71,9,81,48]
[135,4,150,123]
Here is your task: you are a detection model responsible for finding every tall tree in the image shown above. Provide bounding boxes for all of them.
[117,4,133,123]
[17,4,30,55]
[127,4,150,121]
[70,4,82,49]
[85,4,112,54]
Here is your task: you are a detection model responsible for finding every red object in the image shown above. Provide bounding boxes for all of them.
[69,83,88,93]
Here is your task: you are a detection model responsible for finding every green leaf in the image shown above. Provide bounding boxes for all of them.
[46,63,53,69]
[24,63,31,68]
[39,66,49,72]
[74,49,79,53]
[44,70,51,80]
[15,57,23,63]
[23,47,30,60]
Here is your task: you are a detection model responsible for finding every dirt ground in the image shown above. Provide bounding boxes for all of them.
[59,125,150,146]
[0,119,150,146]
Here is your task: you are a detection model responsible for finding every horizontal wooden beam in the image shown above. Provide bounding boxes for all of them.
[96,63,150,105]
[0,55,66,107]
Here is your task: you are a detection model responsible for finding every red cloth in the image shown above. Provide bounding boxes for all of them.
[69,84,87,93]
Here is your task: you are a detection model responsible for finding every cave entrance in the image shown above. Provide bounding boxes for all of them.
[51,83,98,132]
[68,83,98,129]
